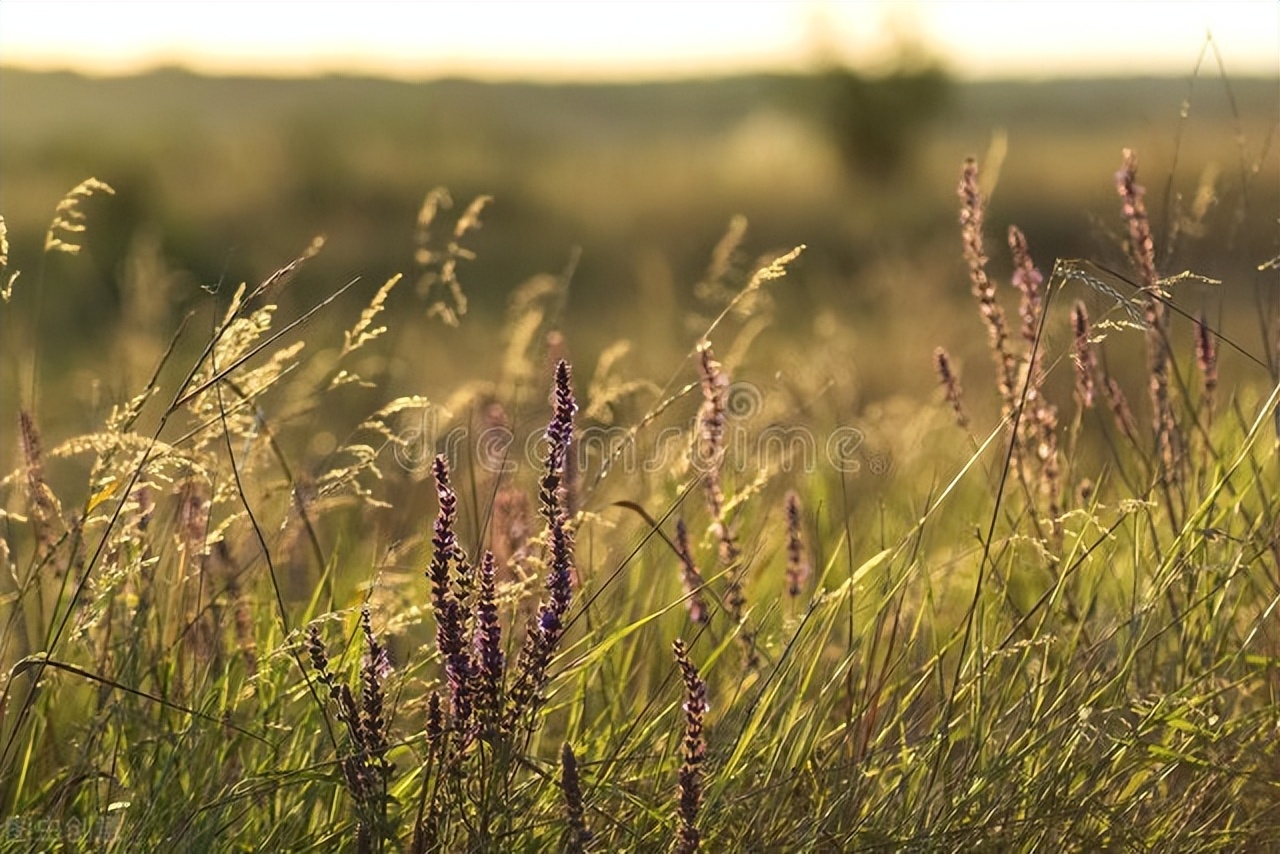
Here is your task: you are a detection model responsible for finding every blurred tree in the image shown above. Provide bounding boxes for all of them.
[804,10,952,183]
[823,62,951,181]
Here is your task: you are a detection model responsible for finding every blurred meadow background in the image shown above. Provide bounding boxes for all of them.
[2,2,1276,427]
[2,2,1280,850]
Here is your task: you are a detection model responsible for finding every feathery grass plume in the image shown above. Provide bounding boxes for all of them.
[1195,313,1218,415]
[19,410,62,557]
[495,274,558,399]
[0,214,17,301]
[695,214,749,309]
[958,159,1017,413]
[674,518,710,624]
[505,363,577,731]
[672,640,707,854]
[585,340,660,424]
[44,178,115,255]
[428,455,475,734]
[332,273,401,384]
[1071,302,1098,409]
[933,347,969,429]
[319,397,433,505]
[415,187,491,326]
[561,742,592,853]
[339,273,403,358]
[783,491,810,598]
[472,551,505,734]
[1116,149,1178,477]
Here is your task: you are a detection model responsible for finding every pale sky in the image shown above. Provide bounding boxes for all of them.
[0,0,1276,80]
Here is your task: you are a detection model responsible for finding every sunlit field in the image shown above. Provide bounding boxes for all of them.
[1,57,1279,852]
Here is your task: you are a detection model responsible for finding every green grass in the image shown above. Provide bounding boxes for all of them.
[2,106,1280,853]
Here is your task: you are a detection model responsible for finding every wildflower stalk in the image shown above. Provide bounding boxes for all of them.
[958,159,1017,416]
[505,361,577,731]
[1117,149,1179,482]
[933,347,969,430]
[1195,312,1218,418]
[672,640,707,854]
[674,518,710,624]
[783,491,810,598]
[1071,302,1098,411]
[428,455,475,736]
[695,342,755,665]
[561,742,591,853]
[472,550,505,736]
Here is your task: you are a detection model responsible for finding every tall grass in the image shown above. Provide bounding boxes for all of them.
[1,139,1278,854]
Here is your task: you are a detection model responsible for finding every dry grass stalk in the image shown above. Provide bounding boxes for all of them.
[19,410,62,557]
[0,214,17,301]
